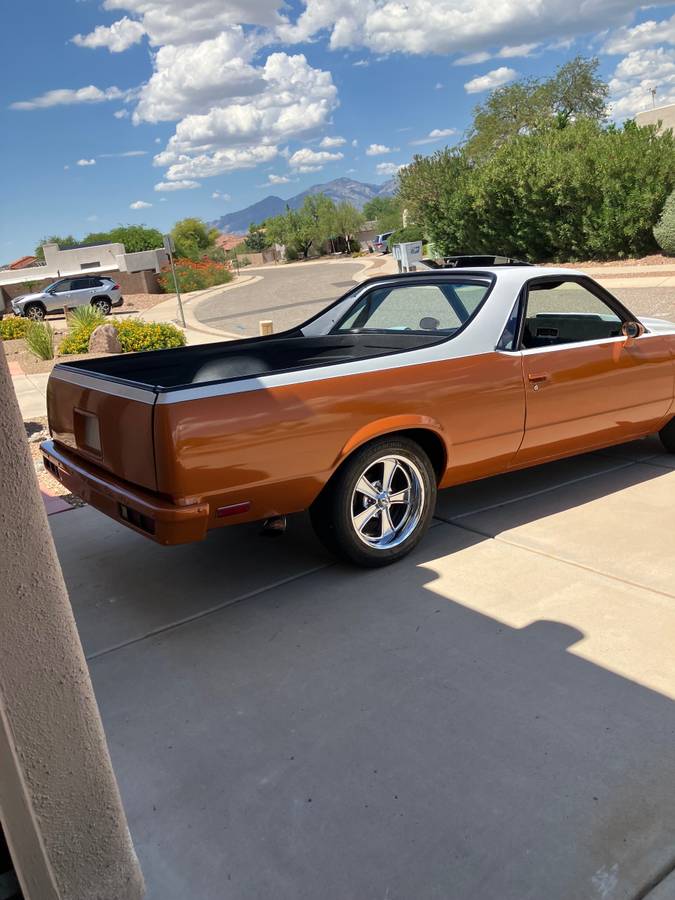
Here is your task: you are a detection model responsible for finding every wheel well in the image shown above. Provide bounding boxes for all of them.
[395,428,447,482]
[24,300,45,310]
[90,295,111,303]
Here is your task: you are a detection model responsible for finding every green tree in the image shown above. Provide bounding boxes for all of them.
[654,190,675,254]
[333,201,365,250]
[170,217,220,260]
[35,235,77,260]
[465,56,608,161]
[244,224,271,252]
[82,225,163,252]
[362,196,402,232]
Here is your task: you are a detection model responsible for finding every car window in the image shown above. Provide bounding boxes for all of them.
[522,280,623,349]
[52,280,72,293]
[332,281,490,334]
[71,277,92,289]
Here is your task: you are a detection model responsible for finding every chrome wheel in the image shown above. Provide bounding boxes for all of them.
[350,454,425,550]
[25,304,45,321]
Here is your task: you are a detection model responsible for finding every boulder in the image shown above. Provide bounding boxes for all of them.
[88,324,122,354]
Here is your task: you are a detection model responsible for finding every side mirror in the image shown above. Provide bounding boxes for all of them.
[622,321,644,339]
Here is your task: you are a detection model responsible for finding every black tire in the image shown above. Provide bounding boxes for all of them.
[24,302,45,321]
[91,296,112,315]
[310,436,437,567]
[660,417,675,453]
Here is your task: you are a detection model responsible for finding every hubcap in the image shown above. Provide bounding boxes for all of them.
[350,454,425,550]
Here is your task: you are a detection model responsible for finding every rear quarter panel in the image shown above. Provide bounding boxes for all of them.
[153,351,525,523]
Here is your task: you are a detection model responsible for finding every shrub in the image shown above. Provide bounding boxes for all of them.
[67,305,106,331]
[157,258,233,293]
[25,321,54,360]
[59,318,186,355]
[114,320,186,353]
[654,191,675,254]
[388,225,426,247]
[0,317,29,340]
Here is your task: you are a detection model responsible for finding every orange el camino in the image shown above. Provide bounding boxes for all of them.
[41,261,675,566]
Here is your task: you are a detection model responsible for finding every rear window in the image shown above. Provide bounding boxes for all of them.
[332,279,490,335]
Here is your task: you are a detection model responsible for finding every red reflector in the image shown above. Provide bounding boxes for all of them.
[216,501,251,518]
[112,283,120,290]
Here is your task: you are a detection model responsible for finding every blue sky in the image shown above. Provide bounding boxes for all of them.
[2,0,675,261]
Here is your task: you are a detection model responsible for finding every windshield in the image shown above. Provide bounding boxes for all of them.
[331,280,490,335]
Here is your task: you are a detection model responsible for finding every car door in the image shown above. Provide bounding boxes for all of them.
[66,277,95,310]
[513,276,674,465]
[330,278,527,483]
[47,279,74,312]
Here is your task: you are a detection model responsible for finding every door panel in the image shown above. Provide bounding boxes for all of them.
[516,335,674,464]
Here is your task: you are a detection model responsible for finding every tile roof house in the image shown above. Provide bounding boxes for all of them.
[7,255,40,270]
[215,233,247,252]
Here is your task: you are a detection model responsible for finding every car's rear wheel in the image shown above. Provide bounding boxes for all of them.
[310,436,437,567]
[659,418,675,453]
[91,297,112,315]
[24,302,45,321]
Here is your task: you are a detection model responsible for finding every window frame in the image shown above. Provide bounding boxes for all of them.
[502,275,642,353]
[329,276,494,338]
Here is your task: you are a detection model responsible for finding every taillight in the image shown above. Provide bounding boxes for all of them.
[111,283,120,290]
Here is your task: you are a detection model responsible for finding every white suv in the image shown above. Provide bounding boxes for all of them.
[11,275,123,320]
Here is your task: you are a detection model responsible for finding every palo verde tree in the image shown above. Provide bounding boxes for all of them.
[170,217,220,260]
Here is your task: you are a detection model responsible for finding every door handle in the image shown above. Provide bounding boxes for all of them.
[528,373,548,383]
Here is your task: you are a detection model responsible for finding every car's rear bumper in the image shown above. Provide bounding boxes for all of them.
[41,439,209,545]
[111,295,124,307]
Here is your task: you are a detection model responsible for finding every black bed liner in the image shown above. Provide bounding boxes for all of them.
[55,331,442,392]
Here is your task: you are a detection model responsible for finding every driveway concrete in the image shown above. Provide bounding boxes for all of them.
[50,439,675,900]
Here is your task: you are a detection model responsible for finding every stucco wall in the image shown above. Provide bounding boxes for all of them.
[0,343,144,899]
[636,104,675,132]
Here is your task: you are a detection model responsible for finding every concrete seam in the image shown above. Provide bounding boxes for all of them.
[632,857,675,900]
[435,515,675,602]
[86,562,332,662]
[445,459,638,521]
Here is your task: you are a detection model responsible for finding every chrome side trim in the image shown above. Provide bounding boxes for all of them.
[50,368,157,404]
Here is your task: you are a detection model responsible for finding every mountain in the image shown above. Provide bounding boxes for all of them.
[210,177,397,234]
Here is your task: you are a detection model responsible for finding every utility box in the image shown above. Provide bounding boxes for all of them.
[393,240,423,272]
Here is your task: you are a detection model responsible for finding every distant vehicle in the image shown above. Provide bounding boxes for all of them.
[373,231,394,253]
[11,276,123,320]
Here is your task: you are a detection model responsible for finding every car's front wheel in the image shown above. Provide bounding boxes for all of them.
[310,436,437,567]
[23,302,45,321]
[91,297,112,315]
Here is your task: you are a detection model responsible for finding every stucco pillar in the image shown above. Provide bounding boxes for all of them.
[0,342,144,899]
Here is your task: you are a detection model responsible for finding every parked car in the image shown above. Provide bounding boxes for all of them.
[373,231,394,253]
[11,275,123,320]
[42,264,675,567]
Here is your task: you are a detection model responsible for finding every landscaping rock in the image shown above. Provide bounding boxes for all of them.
[88,324,122,354]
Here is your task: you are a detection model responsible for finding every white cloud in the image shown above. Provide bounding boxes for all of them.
[376,162,405,176]
[154,137,161,144]
[454,51,491,65]
[434,82,443,90]
[464,66,517,94]
[212,190,232,199]
[365,143,398,156]
[63,165,70,170]
[132,28,265,123]
[130,200,152,209]
[114,108,130,119]
[288,147,343,172]
[102,0,282,45]
[267,174,291,183]
[98,150,147,158]
[157,145,279,181]
[353,59,369,67]
[10,85,127,110]
[351,139,358,147]
[609,47,675,118]
[72,16,145,52]
[498,43,538,58]
[320,135,346,148]
[77,158,96,166]
[277,0,646,57]
[603,14,675,55]
[410,127,457,145]
[87,214,99,222]
[154,179,201,191]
